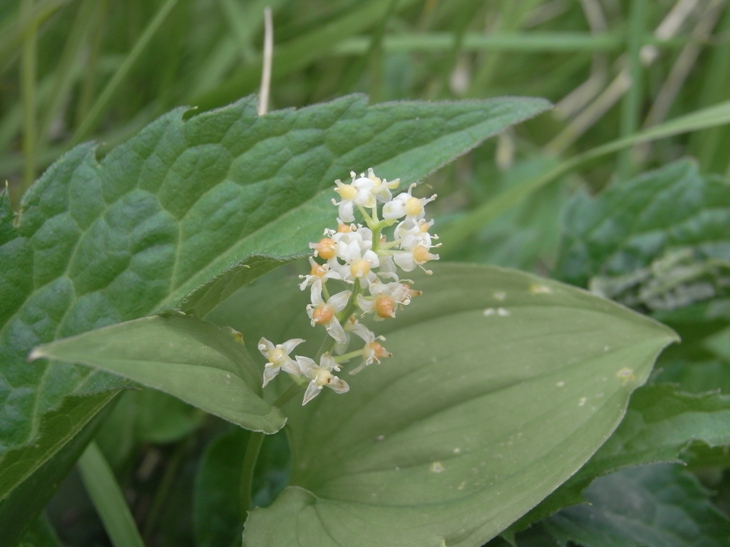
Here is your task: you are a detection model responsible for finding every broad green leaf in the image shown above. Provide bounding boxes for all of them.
[541,464,730,547]
[208,263,676,546]
[554,158,730,394]
[510,383,730,534]
[0,93,550,502]
[556,159,730,296]
[30,314,284,433]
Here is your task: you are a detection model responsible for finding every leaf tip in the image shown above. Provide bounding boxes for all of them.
[27,347,47,362]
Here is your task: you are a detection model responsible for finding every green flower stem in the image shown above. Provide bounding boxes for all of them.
[239,381,305,524]
[334,349,365,363]
[274,381,306,407]
[321,280,331,300]
[239,431,265,523]
[336,279,362,328]
[312,279,363,362]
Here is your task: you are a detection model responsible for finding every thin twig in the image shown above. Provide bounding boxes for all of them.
[258,7,273,116]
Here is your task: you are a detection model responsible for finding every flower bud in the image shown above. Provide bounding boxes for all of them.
[312,305,334,324]
[311,238,336,259]
[375,295,395,318]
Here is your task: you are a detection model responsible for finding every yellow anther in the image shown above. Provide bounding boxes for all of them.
[336,184,357,200]
[405,196,423,217]
[413,245,431,263]
[350,259,371,278]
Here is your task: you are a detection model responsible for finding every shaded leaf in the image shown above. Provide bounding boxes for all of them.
[511,383,730,534]
[18,514,64,547]
[556,159,730,307]
[30,315,284,433]
[194,427,290,547]
[0,396,114,546]
[541,464,730,547]
[195,427,249,547]
[209,263,676,546]
[0,93,550,502]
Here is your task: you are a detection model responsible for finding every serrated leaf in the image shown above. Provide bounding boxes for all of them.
[556,159,730,308]
[208,263,675,546]
[31,314,285,433]
[541,464,730,547]
[0,93,550,502]
[510,383,730,534]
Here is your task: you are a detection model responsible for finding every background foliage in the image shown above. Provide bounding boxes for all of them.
[2,0,730,546]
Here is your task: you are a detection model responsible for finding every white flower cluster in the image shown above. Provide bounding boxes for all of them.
[258,169,439,405]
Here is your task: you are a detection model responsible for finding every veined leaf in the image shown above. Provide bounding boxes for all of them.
[510,384,730,535]
[541,464,730,547]
[30,314,284,433]
[208,263,676,546]
[0,93,550,503]
[556,159,730,300]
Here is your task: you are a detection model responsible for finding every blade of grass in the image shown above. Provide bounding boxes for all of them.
[689,2,730,173]
[0,0,68,75]
[74,0,108,128]
[191,0,422,111]
[333,32,685,54]
[617,0,647,179]
[20,0,39,191]
[38,0,96,153]
[467,0,543,95]
[439,99,730,253]
[78,442,144,547]
[69,0,180,145]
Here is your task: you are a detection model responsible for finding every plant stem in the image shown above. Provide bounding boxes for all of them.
[239,430,265,523]
[334,349,364,363]
[239,381,304,524]
[78,441,145,547]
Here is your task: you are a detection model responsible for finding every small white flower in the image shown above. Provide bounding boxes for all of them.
[347,322,391,374]
[396,218,437,249]
[258,337,305,387]
[296,354,350,405]
[364,168,400,203]
[299,257,342,290]
[382,183,436,222]
[333,226,373,262]
[306,280,351,344]
[392,234,440,273]
[357,279,413,319]
[331,173,376,222]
